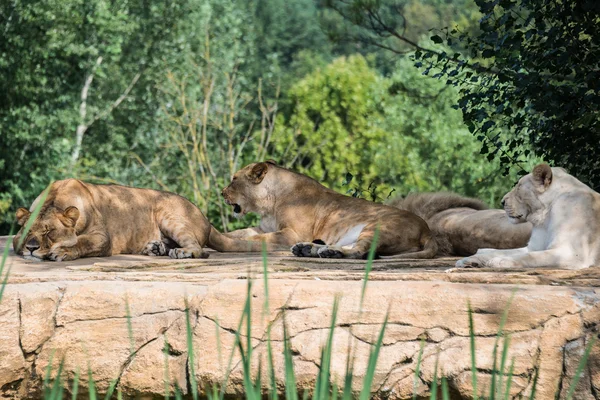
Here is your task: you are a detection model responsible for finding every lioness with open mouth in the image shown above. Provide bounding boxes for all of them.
[221,161,437,259]
[455,163,600,269]
[14,179,271,261]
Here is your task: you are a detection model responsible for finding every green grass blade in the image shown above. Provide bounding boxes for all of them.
[1,184,50,303]
[125,295,135,355]
[341,337,355,400]
[71,368,80,400]
[184,298,198,400]
[164,334,171,400]
[262,240,270,315]
[496,334,511,399]
[430,353,439,400]
[0,226,14,304]
[412,339,425,400]
[48,357,65,400]
[528,365,539,400]
[566,336,597,400]
[15,184,51,251]
[467,302,478,400]
[503,358,515,400]
[104,379,118,400]
[245,280,253,396]
[43,351,55,398]
[490,290,516,399]
[441,377,450,400]
[359,309,388,400]
[267,326,278,400]
[331,381,339,400]
[175,385,183,400]
[283,315,298,400]
[88,365,97,400]
[315,296,339,400]
[215,317,223,372]
[218,293,250,400]
[360,227,379,311]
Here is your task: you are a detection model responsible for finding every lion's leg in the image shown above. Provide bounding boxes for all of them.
[455,247,529,268]
[48,233,111,261]
[225,227,264,239]
[155,204,211,259]
[489,247,580,269]
[292,231,376,259]
[244,228,300,246]
[162,228,210,259]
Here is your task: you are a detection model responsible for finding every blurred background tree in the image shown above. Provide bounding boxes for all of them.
[2,0,573,234]
[324,0,599,188]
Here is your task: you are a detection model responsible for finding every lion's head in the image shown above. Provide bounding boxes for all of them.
[13,206,80,259]
[221,161,277,217]
[502,163,553,224]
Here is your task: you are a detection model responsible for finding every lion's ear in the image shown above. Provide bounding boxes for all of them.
[15,208,31,226]
[60,206,80,228]
[264,159,278,166]
[532,163,552,189]
[247,162,269,184]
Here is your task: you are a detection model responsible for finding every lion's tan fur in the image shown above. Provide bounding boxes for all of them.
[221,162,437,259]
[14,179,268,261]
[388,192,532,256]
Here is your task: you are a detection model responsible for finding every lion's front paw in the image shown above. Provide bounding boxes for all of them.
[168,247,209,259]
[48,247,79,262]
[487,257,518,269]
[142,240,167,256]
[291,242,322,257]
[455,256,484,269]
[316,246,344,258]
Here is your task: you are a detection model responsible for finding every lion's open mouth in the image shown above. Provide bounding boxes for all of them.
[233,204,242,214]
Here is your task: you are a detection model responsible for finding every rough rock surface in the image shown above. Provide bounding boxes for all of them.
[0,236,599,399]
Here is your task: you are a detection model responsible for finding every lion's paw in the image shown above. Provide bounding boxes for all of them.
[168,247,209,259]
[317,246,344,259]
[291,242,322,257]
[142,240,167,256]
[454,256,484,269]
[48,247,79,262]
[487,257,518,269]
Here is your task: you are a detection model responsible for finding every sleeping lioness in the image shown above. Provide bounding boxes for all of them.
[388,192,532,256]
[455,163,600,269]
[14,179,270,261]
[221,161,437,259]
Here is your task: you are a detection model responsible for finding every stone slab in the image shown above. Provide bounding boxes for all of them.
[0,236,599,399]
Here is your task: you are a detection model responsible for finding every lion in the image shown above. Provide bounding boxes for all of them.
[13,179,272,261]
[221,161,437,259]
[387,192,532,256]
[455,163,600,269]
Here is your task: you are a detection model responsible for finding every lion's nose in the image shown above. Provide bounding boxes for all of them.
[25,238,40,253]
[221,188,227,197]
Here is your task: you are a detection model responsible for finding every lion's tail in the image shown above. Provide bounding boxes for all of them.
[381,232,439,260]
[207,226,286,253]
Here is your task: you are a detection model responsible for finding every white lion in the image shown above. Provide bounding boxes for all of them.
[455,163,600,269]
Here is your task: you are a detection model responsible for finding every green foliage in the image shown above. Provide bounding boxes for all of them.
[273,55,388,190]
[0,0,552,236]
[415,0,600,188]
[276,54,535,204]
